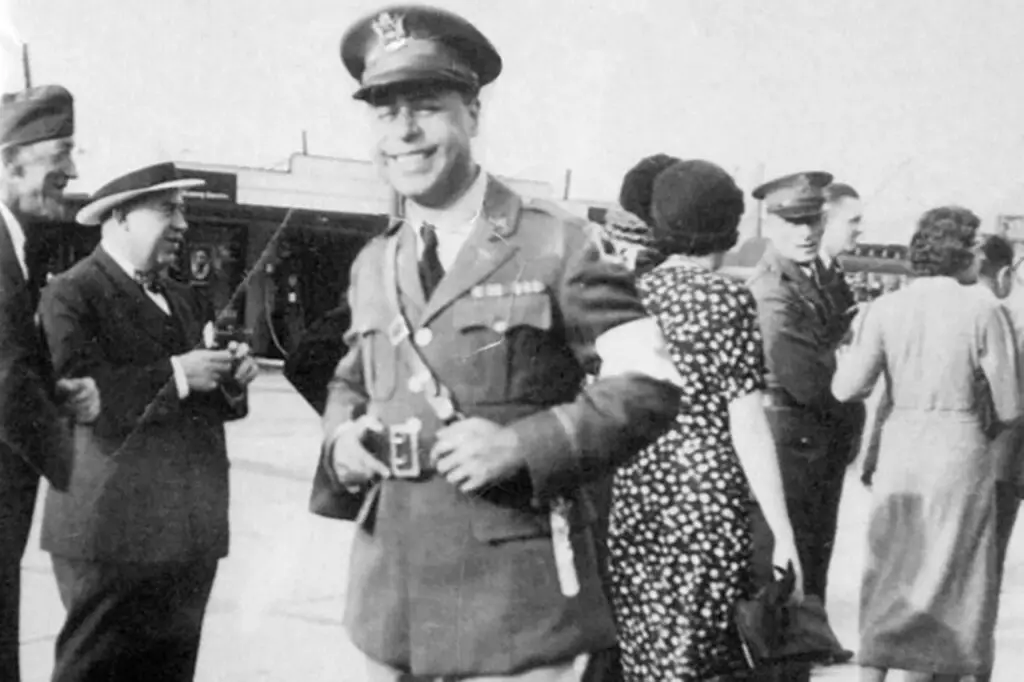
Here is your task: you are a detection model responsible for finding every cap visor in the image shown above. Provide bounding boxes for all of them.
[353,71,479,102]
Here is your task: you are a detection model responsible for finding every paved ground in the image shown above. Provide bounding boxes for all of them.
[18,369,1024,681]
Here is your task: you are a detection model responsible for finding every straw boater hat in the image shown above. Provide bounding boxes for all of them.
[76,162,205,226]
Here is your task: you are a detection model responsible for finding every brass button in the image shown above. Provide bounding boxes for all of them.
[413,328,433,346]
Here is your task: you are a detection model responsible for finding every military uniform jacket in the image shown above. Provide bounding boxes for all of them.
[747,247,865,461]
[313,177,681,677]
[0,212,71,488]
[37,246,248,563]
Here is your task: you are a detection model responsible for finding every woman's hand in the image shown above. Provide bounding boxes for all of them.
[772,537,805,604]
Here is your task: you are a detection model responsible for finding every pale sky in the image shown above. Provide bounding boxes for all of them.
[2,0,1024,243]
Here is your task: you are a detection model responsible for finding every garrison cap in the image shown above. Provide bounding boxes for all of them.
[76,162,205,226]
[752,171,833,221]
[340,5,502,101]
[0,84,74,149]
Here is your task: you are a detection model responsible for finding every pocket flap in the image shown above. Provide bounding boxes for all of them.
[453,293,553,333]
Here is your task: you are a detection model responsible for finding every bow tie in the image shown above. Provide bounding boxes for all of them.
[134,270,166,295]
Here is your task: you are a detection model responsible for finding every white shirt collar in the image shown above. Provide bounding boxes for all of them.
[405,169,488,234]
[0,200,28,280]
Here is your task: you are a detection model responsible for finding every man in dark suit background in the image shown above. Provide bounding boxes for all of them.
[746,172,865,656]
[38,162,259,682]
[0,85,99,682]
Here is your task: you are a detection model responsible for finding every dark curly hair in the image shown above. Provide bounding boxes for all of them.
[619,154,681,226]
[908,206,980,277]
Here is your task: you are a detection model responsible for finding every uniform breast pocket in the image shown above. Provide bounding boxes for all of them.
[451,293,554,402]
[354,313,398,401]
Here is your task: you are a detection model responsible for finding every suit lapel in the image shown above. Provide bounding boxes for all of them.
[0,214,28,295]
[417,177,522,327]
[94,247,183,352]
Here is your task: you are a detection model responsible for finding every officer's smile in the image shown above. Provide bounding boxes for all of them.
[387,147,438,170]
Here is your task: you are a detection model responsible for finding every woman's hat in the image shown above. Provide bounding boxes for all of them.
[651,159,746,255]
[76,162,205,226]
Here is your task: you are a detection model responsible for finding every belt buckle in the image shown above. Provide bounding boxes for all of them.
[387,417,422,479]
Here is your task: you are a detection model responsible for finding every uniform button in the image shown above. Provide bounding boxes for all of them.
[414,328,433,346]
[432,396,456,421]
[493,320,509,334]
[407,375,423,393]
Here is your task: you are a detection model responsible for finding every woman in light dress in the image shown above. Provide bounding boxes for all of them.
[833,206,1022,681]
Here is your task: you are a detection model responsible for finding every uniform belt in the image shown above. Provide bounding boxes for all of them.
[375,417,438,480]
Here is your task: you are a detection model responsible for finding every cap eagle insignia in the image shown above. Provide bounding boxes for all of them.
[372,11,410,52]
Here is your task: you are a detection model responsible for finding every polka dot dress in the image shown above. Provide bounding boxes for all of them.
[608,260,767,681]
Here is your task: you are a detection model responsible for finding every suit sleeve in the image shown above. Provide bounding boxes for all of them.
[753,284,842,408]
[0,295,70,487]
[505,226,682,503]
[39,280,182,440]
[977,303,1022,426]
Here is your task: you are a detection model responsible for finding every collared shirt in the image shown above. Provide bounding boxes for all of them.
[101,240,191,399]
[0,200,29,280]
[405,168,488,271]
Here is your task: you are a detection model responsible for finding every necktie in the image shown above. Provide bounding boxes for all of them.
[419,223,445,298]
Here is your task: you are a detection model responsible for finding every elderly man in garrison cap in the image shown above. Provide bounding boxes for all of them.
[311,5,683,681]
[36,162,258,682]
[746,172,865,653]
[0,84,99,681]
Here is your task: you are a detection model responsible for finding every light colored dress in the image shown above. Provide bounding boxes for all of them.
[832,276,1022,676]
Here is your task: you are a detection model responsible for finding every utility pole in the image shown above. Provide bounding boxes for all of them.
[22,43,31,88]
[562,168,572,201]
[301,130,308,155]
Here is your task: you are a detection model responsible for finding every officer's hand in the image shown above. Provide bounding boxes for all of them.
[175,349,234,392]
[55,376,101,424]
[328,415,390,488]
[431,418,525,494]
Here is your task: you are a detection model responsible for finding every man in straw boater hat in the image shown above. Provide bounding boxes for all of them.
[0,84,100,681]
[311,4,684,681]
[746,171,866,662]
[36,162,259,681]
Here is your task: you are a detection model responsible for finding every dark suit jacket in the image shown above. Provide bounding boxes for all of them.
[0,212,71,488]
[313,177,681,677]
[282,305,350,416]
[747,247,865,461]
[37,246,248,563]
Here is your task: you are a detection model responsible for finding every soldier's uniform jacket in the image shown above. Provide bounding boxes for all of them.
[311,177,681,677]
[747,246,865,460]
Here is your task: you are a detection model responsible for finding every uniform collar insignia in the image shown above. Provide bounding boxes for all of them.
[372,11,410,52]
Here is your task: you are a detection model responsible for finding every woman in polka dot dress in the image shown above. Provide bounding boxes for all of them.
[607,157,804,681]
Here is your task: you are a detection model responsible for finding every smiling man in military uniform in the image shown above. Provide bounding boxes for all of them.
[311,5,683,681]
[747,172,865,637]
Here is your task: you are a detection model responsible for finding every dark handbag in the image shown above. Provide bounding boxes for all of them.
[734,563,851,668]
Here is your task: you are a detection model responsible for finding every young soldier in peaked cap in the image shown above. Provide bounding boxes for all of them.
[746,171,866,663]
[312,5,684,681]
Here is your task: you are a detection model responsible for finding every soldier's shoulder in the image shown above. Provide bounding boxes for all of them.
[518,197,602,248]
[745,260,783,294]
